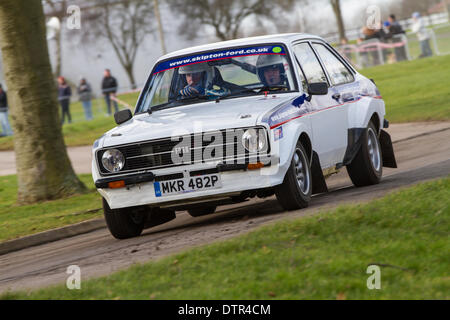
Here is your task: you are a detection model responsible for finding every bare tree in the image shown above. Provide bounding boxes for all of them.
[330,0,346,42]
[0,0,86,204]
[167,0,294,41]
[82,0,155,89]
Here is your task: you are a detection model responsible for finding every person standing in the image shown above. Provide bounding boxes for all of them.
[101,69,119,115]
[385,14,407,62]
[57,76,72,124]
[411,12,433,58]
[77,78,93,120]
[0,84,13,136]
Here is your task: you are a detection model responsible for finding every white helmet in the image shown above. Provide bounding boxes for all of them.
[256,55,286,86]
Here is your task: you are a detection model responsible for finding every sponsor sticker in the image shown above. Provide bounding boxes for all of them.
[274,126,283,141]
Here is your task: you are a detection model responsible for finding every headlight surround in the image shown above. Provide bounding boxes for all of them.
[242,128,266,153]
[101,149,125,173]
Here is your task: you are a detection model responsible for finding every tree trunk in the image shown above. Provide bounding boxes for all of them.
[54,27,62,76]
[0,0,86,204]
[331,0,347,42]
[124,64,136,90]
[153,0,167,55]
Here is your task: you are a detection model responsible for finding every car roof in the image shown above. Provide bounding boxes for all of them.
[157,33,325,62]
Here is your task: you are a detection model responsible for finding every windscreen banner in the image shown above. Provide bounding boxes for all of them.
[153,45,287,74]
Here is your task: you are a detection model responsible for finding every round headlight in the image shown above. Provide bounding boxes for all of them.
[101,149,125,173]
[242,128,266,153]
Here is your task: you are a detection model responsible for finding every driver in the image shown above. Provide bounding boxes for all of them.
[256,55,287,87]
[178,63,207,97]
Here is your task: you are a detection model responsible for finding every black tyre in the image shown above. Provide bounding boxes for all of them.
[275,142,312,211]
[346,122,383,187]
[103,198,146,239]
[187,206,217,217]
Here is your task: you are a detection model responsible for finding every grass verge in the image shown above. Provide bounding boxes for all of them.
[0,174,102,243]
[3,177,448,299]
[360,54,450,123]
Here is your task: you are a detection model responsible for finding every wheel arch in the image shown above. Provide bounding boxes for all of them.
[298,132,313,165]
[347,96,385,131]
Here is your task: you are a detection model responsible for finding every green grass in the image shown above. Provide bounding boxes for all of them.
[3,177,448,300]
[0,174,102,242]
[361,54,450,122]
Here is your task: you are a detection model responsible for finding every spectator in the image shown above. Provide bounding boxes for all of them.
[385,14,407,62]
[411,12,433,58]
[57,76,72,124]
[77,78,93,121]
[0,84,13,137]
[387,14,405,36]
[101,69,119,115]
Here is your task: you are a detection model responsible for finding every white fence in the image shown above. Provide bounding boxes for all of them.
[323,11,449,44]
[336,24,450,69]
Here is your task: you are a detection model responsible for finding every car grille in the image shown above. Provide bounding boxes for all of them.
[97,128,269,176]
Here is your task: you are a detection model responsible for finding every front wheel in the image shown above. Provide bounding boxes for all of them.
[346,122,383,187]
[103,198,146,239]
[275,142,312,211]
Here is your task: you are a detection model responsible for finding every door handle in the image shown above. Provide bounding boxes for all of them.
[332,93,341,100]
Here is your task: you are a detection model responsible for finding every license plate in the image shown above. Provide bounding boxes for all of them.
[154,174,222,197]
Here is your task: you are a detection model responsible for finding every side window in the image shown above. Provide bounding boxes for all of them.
[293,43,328,85]
[312,43,354,86]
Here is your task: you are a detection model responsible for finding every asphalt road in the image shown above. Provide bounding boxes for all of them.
[0,127,449,293]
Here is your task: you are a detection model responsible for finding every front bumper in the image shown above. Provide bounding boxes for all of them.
[98,162,285,210]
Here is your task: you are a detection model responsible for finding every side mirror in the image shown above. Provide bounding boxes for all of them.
[308,82,328,96]
[114,109,132,125]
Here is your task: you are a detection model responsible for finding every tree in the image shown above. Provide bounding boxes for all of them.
[330,0,347,42]
[82,0,155,89]
[0,0,86,204]
[167,0,294,41]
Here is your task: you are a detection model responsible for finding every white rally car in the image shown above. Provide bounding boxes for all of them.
[92,33,397,239]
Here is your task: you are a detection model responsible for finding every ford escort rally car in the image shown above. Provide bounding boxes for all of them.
[92,33,397,239]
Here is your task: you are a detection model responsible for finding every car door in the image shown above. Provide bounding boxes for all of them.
[292,42,348,169]
[310,42,357,164]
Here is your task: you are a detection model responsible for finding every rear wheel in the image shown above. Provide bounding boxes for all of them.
[346,122,383,187]
[275,142,312,211]
[103,198,146,239]
[187,206,217,217]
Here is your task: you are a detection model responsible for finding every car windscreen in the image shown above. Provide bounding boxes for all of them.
[136,44,297,113]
